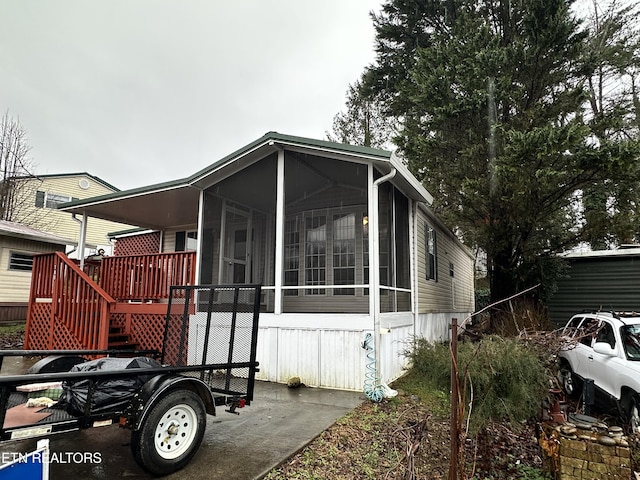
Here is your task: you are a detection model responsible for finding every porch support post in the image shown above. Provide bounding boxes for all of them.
[78,211,88,270]
[274,147,285,314]
[195,190,205,284]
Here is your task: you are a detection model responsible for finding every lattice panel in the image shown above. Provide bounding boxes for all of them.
[25,303,51,349]
[51,321,83,351]
[108,313,126,331]
[113,232,161,256]
[130,313,166,352]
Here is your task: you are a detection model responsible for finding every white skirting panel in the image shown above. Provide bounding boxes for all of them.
[255,325,370,390]
[253,311,470,391]
[378,323,414,385]
[415,312,470,343]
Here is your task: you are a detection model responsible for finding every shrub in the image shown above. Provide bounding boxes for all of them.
[405,335,548,431]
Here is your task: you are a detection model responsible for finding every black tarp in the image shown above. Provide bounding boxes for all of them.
[60,357,160,416]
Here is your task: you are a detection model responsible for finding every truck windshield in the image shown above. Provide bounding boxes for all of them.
[621,325,640,360]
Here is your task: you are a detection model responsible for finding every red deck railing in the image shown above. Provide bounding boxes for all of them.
[25,252,115,350]
[25,251,196,352]
[99,252,196,301]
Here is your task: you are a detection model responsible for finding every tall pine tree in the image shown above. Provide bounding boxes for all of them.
[358,0,640,303]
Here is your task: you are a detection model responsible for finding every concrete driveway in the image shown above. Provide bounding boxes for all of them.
[0,361,363,479]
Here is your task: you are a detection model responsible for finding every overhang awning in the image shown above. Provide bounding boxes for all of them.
[60,180,201,230]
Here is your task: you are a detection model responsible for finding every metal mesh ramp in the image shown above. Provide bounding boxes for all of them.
[161,285,260,400]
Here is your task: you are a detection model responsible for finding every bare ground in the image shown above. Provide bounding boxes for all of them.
[265,391,544,480]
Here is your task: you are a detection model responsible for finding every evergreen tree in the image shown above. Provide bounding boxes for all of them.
[358,0,640,303]
[327,81,397,149]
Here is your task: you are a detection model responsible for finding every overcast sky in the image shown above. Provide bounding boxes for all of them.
[1,1,381,190]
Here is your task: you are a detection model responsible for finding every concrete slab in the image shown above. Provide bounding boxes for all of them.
[0,378,363,479]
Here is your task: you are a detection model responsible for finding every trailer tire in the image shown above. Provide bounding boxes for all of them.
[131,389,206,476]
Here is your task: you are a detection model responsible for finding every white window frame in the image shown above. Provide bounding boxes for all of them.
[8,251,34,271]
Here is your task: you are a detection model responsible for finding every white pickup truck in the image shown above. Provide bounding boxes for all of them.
[558,311,640,433]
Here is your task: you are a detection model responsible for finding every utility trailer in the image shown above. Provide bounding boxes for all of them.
[0,284,261,477]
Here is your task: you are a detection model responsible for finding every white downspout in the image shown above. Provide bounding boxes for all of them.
[371,167,396,390]
[411,201,419,340]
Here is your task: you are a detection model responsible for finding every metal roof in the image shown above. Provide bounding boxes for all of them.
[59,132,433,229]
[0,219,72,245]
[561,248,640,259]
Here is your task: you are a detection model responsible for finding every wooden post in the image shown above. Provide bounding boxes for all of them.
[449,317,458,480]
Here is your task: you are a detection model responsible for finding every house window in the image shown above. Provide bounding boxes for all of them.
[284,218,300,295]
[333,213,355,295]
[426,224,437,281]
[9,252,33,271]
[176,231,198,251]
[304,214,326,295]
[35,191,77,209]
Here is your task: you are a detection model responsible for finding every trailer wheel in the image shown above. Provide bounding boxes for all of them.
[131,389,206,476]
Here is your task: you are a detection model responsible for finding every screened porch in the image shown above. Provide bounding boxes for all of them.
[197,149,412,314]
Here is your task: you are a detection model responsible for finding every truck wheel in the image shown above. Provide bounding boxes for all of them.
[627,394,640,435]
[131,389,206,476]
[559,363,576,397]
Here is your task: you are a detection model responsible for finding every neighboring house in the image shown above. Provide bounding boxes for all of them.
[9,173,133,257]
[0,220,70,322]
[547,247,640,327]
[58,132,475,390]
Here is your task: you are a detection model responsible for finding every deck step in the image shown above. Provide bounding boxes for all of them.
[108,325,138,350]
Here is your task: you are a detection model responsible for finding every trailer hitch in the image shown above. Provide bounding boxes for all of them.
[225,397,246,415]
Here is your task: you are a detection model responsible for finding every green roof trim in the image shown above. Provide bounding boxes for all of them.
[190,131,391,181]
[186,131,391,183]
[58,176,193,209]
[59,132,398,210]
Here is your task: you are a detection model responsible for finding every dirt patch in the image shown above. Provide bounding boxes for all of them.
[265,392,544,480]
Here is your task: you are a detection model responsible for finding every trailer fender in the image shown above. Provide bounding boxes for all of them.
[27,355,87,374]
[124,374,215,430]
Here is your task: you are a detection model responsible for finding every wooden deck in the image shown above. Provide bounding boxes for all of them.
[24,251,196,352]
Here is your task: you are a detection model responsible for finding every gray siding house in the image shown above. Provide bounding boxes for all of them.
[60,132,475,390]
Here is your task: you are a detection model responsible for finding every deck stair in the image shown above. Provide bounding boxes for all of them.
[24,251,196,353]
[107,325,139,350]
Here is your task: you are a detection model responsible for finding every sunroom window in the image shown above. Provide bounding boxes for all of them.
[304,213,326,295]
[284,218,300,296]
[283,208,365,297]
[333,213,355,295]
